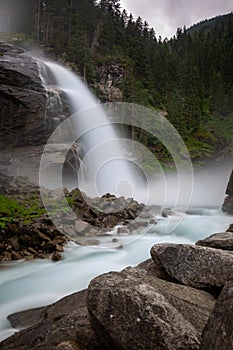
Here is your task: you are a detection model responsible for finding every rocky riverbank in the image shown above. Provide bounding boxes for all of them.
[0,176,162,261]
[0,172,232,349]
[1,226,233,350]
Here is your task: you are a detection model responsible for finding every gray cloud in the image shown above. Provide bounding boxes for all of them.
[121,0,233,38]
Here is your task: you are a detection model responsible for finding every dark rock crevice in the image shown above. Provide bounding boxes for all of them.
[222,170,233,214]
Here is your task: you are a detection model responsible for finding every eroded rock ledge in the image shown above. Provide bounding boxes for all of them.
[1,227,233,350]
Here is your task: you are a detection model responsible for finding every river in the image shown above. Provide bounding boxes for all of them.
[0,201,232,341]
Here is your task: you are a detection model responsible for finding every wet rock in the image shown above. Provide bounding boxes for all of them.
[117,226,130,235]
[82,240,100,246]
[86,261,214,349]
[11,251,22,260]
[200,279,233,350]
[196,231,233,250]
[51,251,62,261]
[75,220,90,234]
[0,215,69,262]
[0,41,70,149]
[9,237,20,250]
[8,306,46,329]
[2,290,102,350]
[151,243,233,293]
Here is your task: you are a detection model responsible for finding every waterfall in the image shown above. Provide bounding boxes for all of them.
[43,61,139,199]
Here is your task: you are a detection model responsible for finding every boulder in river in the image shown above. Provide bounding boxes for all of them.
[196,231,233,250]
[86,260,214,349]
[151,243,233,293]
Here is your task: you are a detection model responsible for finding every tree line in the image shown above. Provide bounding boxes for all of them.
[2,0,233,159]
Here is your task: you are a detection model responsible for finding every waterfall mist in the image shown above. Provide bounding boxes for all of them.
[149,159,233,209]
[43,61,147,201]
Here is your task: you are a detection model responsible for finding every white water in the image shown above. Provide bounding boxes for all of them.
[44,61,143,199]
[0,206,232,341]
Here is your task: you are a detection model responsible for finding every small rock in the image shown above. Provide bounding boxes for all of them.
[10,237,20,251]
[149,218,157,225]
[11,251,22,260]
[51,251,62,261]
[75,220,90,234]
[38,231,51,242]
[83,240,100,246]
[56,244,64,252]
[117,226,130,235]
[226,224,233,232]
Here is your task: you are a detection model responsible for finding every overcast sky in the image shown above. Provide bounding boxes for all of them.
[120,0,233,39]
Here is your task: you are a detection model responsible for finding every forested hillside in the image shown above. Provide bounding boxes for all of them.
[1,0,233,161]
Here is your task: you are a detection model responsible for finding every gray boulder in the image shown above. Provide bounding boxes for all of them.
[200,279,233,350]
[151,243,233,292]
[86,260,215,350]
[0,290,102,350]
[196,231,233,250]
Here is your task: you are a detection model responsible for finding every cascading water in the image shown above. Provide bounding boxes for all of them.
[43,61,140,199]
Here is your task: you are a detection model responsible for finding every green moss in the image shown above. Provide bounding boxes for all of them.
[0,195,45,228]
[0,32,34,49]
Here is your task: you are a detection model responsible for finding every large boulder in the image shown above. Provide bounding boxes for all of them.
[151,243,233,293]
[0,41,66,149]
[86,260,214,350]
[196,231,233,250]
[0,290,102,350]
[222,170,233,214]
[200,279,233,350]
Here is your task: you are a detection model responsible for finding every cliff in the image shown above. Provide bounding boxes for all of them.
[0,41,68,149]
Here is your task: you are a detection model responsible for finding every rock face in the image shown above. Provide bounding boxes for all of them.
[222,170,233,214]
[200,279,233,350]
[0,41,67,149]
[151,243,233,293]
[86,261,214,350]
[92,64,124,102]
